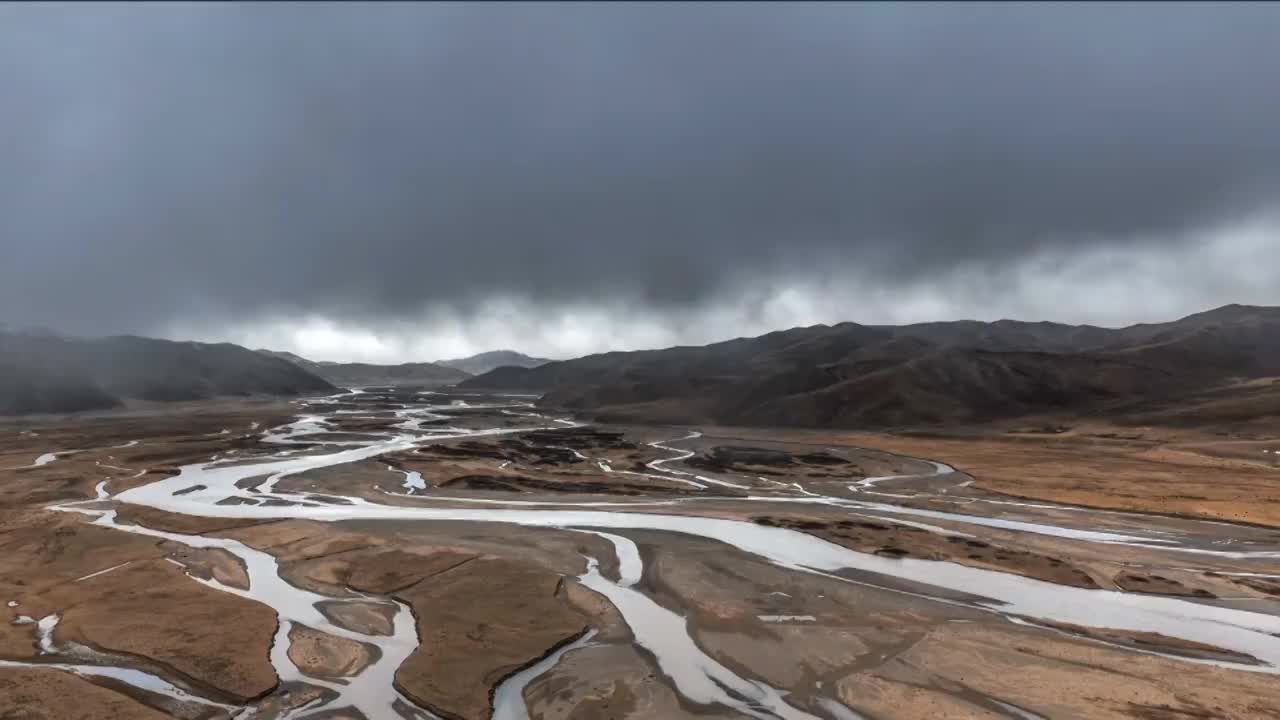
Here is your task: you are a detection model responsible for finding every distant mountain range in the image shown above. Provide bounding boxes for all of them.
[9,307,1279,426]
[256,350,470,388]
[0,333,551,415]
[459,304,1280,428]
[255,349,548,387]
[0,331,335,415]
[437,350,549,376]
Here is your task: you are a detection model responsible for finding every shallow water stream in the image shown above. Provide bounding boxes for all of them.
[21,389,1280,719]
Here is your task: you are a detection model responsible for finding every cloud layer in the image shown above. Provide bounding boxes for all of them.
[3,3,1280,359]
[178,213,1280,361]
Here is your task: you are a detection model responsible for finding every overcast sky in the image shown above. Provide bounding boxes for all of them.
[3,2,1280,362]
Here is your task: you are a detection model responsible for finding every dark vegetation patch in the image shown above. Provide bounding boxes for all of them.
[1115,571,1216,598]
[795,452,848,465]
[420,442,508,460]
[216,497,257,506]
[441,474,703,497]
[1223,575,1280,597]
[520,428,636,450]
[415,428,637,468]
[690,446,848,475]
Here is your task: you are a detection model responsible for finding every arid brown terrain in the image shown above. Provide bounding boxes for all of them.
[9,0,1280,715]
[2,387,1280,719]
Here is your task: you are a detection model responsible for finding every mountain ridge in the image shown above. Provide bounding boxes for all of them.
[459,304,1280,428]
[437,350,550,376]
[1,332,336,415]
[256,350,470,388]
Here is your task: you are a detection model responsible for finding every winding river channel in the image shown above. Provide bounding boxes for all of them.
[16,388,1280,719]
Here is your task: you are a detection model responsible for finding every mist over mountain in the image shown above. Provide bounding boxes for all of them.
[0,332,334,415]
[438,350,550,376]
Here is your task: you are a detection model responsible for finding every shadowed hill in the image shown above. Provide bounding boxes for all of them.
[461,305,1280,428]
[1,332,335,415]
[258,350,471,387]
[437,350,549,376]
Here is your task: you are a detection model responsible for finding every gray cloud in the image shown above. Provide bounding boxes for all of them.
[170,211,1280,361]
[3,3,1280,354]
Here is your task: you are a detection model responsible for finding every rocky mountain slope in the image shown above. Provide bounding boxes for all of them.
[1,332,335,415]
[460,304,1280,428]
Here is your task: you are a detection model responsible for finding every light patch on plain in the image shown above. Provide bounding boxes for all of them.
[36,614,59,654]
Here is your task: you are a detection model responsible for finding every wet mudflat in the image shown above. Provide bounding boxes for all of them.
[3,389,1280,719]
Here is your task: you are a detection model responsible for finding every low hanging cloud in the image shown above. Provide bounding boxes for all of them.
[3,3,1280,360]
[179,214,1280,362]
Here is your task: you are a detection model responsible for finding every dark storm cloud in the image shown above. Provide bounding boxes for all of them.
[3,2,1280,337]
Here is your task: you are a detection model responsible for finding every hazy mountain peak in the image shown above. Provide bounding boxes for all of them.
[1178,303,1279,323]
[438,350,550,376]
[255,349,470,387]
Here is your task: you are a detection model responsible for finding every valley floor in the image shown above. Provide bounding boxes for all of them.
[716,421,1280,528]
[2,391,1279,719]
